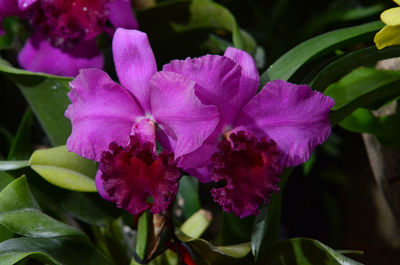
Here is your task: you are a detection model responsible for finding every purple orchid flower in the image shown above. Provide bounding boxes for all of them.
[65,29,219,215]
[1,0,138,76]
[156,49,335,218]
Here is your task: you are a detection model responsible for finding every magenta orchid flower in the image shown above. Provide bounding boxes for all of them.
[157,49,335,218]
[65,29,219,215]
[2,0,138,76]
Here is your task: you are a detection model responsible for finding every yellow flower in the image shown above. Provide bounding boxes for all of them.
[374,0,400,49]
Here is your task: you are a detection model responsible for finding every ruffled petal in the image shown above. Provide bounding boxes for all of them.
[106,0,138,30]
[150,71,219,159]
[18,34,104,77]
[162,55,242,126]
[223,47,259,105]
[234,80,334,167]
[99,135,180,215]
[65,68,144,161]
[210,131,282,218]
[112,28,156,113]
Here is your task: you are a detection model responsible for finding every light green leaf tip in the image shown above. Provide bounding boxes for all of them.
[181,209,212,238]
[29,146,97,192]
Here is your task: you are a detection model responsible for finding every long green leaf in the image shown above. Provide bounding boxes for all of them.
[0,58,72,146]
[325,68,400,125]
[136,211,149,260]
[29,146,97,192]
[177,175,201,220]
[260,21,383,85]
[7,108,34,160]
[251,168,293,260]
[0,236,111,265]
[257,238,362,265]
[0,160,29,171]
[176,230,251,265]
[310,46,400,91]
[0,176,86,240]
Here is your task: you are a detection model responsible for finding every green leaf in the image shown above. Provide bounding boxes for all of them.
[0,177,112,264]
[310,46,400,92]
[260,21,383,85]
[325,68,400,125]
[7,108,34,160]
[181,209,211,238]
[176,230,250,264]
[172,0,258,53]
[0,160,29,171]
[339,108,400,146]
[60,192,121,226]
[0,224,12,243]
[0,17,20,50]
[0,58,72,146]
[0,236,111,265]
[0,172,14,191]
[177,175,201,219]
[257,238,362,265]
[136,211,149,260]
[187,0,244,50]
[0,172,15,242]
[29,145,97,192]
[0,176,86,240]
[216,212,253,245]
[251,168,293,260]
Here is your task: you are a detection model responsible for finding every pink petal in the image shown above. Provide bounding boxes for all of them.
[112,28,156,113]
[106,0,138,30]
[177,128,222,183]
[162,55,243,126]
[18,34,103,77]
[234,80,334,167]
[150,71,219,159]
[223,47,259,106]
[95,170,112,201]
[65,68,144,161]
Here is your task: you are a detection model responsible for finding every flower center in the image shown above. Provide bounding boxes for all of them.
[100,135,180,215]
[211,130,283,218]
[26,0,110,49]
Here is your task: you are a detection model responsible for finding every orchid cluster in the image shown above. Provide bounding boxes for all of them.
[2,0,397,264]
[65,28,334,218]
[0,0,137,76]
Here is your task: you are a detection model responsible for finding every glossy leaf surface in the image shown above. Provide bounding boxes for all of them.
[29,146,97,192]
